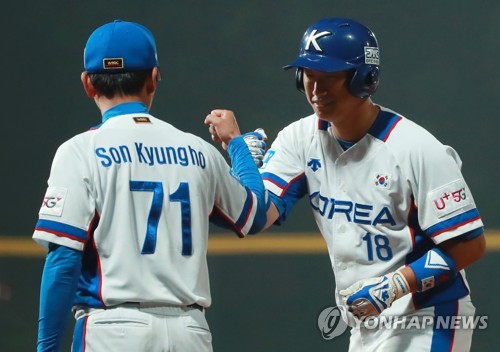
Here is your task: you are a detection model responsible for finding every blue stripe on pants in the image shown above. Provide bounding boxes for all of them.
[72,316,87,351]
[430,300,458,352]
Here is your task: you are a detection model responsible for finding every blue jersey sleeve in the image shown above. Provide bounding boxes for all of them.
[37,244,82,352]
[261,173,308,225]
[227,136,269,233]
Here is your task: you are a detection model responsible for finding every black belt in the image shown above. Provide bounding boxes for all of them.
[74,302,205,314]
[85,302,205,312]
[187,303,204,312]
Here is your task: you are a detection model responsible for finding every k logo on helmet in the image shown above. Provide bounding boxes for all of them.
[305,29,331,52]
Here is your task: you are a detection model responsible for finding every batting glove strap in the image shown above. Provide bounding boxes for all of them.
[386,271,411,300]
[408,247,458,292]
[242,128,267,167]
[339,271,410,320]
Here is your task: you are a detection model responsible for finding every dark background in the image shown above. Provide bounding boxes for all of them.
[0,0,498,351]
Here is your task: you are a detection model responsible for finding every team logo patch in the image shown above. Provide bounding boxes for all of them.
[103,58,124,70]
[133,116,151,123]
[374,173,390,188]
[307,158,322,172]
[39,187,67,217]
[364,47,379,65]
[429,179,471,218]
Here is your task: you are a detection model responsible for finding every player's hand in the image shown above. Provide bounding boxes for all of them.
[339,271,410,320]
[242,128,267,167]
[205,109,241,150]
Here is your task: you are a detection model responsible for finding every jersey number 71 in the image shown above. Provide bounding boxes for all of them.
[130,180,192,256]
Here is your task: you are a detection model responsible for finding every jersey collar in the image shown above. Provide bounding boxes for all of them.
[367,110,403,142]
[102,102,149,123]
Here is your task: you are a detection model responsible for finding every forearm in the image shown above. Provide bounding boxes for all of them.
[403,233,485,293]
[340,233,486,319]
[440,233,486,270]
[37,244,82,352]
[399,266,417,292]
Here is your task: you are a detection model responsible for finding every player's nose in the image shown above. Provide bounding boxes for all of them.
[312,81,328,97]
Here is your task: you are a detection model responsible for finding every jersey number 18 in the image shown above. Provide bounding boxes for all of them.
[362,232,393,261]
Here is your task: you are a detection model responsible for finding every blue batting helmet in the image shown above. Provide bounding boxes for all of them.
[284,18,380,98]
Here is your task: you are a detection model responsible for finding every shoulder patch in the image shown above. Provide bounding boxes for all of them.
[428,179,472,218]
[39,187,67,217]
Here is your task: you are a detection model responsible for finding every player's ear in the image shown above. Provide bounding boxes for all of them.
[81,72,97,98]
[153,67,161,83]
[145,67,159,95]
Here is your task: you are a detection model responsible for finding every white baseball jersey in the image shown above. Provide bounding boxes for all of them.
[261,106,483,320]
[33,102,259,309]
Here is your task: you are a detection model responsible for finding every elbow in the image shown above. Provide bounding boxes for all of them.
[247,228,261,235]
[458,233,487,270]
[473,233,487,262]
[247,209,267,235]
[442,232,487,271]
[247,191,271,235]
[247,218,266,235]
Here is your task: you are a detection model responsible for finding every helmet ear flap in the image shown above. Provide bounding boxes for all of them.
[296,66,379,97]
[295,68,305,94]
[349,65,379,98]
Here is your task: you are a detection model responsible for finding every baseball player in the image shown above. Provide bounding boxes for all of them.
[33,20,268,352]
[223,18,486,351]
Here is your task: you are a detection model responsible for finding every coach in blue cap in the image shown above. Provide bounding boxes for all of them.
[33,19,268,352]
[82,20,161,107]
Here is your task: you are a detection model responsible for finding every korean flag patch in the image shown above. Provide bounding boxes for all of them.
[375,173,391,188]
[39,187,67,217]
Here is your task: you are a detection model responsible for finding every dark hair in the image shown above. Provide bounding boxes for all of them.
[89,69,152,98]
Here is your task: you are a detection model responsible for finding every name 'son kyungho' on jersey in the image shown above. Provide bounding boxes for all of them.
[95,142,207,168]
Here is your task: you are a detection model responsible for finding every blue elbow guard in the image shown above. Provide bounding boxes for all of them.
[408,248,458,292]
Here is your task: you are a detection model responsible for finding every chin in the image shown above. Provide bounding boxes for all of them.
[314,109,335,122]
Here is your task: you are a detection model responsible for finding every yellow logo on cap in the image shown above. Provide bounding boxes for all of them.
[103,58,124,69]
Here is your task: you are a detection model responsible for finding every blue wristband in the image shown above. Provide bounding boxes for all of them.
[408,248,457,291]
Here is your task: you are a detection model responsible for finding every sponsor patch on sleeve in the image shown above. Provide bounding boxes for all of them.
[428,179,472,218]
[39,187,67,217]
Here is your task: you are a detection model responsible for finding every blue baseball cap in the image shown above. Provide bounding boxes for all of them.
[84,20,159,73]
